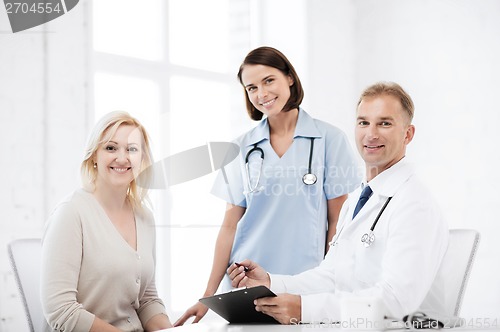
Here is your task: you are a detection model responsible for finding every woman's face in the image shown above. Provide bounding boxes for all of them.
[94,124,143,191]
[240,64,294,118]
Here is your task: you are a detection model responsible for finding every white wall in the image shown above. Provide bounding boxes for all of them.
[307,0,358,135]
[254,0,309,85]
[0,3,90,330]
[307,0,500,318]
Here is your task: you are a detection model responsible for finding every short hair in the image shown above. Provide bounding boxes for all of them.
[357,82,414,122]
[237,46,304,121]
[81,111,153,213]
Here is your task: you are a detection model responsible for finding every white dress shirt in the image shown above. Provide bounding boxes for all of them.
[270,159,449,323]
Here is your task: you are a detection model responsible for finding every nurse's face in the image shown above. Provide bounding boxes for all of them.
[240,64,294,118]
[355,94,415,181]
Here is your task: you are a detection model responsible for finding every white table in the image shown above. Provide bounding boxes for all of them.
[163,319,495,332]
[163,309,498,331]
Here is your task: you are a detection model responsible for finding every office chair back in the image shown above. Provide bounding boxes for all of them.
[432,229,480,317]
[8,238,48,332]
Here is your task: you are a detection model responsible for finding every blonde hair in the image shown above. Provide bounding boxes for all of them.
[81,111,153,212]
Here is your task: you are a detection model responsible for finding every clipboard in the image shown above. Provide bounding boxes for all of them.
[199,285,279,324]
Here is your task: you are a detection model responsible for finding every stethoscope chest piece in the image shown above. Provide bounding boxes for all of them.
[302,173,317,185]
[361,231,375,248]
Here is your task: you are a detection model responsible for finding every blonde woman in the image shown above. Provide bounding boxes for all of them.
[41,111,172,331]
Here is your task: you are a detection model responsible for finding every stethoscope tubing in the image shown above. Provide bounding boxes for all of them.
[245,144,264,193]
[245,144,264,164]
[360,196,392,247]
[369,196,392,232]
[245,137,316,191]
[307,138,314,176]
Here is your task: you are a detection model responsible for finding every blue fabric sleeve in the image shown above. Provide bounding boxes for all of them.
[323,128,362,200]
[210,154,247,208]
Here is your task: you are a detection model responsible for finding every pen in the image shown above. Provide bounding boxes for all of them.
[235,262,249,272]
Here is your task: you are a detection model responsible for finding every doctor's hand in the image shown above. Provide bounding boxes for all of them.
[227,259,270,288]
[255,293,302,325]
[173,302,208,327]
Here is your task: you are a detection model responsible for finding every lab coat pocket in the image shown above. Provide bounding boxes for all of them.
[332,238,356,290]
[354,232,386,285]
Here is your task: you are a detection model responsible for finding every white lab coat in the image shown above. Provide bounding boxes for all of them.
[270,159,449,323]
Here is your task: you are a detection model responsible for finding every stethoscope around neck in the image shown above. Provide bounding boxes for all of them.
[331,195,393,248]
[244,137,317,194]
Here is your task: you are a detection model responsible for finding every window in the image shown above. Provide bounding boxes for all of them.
[92,0,254,313]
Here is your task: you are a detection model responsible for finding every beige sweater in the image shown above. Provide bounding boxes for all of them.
[41,189,167,332]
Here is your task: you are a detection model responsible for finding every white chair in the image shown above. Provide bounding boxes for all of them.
[8,238,48,332]
[442,229,480,317]
[419,229,480,325]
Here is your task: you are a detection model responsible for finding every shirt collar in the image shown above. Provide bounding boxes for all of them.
[243,108,322,147]
[365,158,414,197]
[294,108,322,139]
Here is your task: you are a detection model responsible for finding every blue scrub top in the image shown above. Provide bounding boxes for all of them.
[212,109,361,287]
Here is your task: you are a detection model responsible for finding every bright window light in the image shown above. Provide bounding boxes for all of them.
[169,75,232,154]
[94,72,161,149]
[169,0,230,73]
[92,0,252,317]
[167,75,232,310]
[93,0,164,61]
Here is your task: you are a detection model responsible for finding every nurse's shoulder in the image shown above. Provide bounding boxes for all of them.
[235,117,269,150]
[300,109,349,143]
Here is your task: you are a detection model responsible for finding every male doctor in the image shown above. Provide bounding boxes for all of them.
[227,81,449,324]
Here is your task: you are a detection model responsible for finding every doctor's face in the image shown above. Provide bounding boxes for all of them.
[355,94,415,181]
[240,64,294,118]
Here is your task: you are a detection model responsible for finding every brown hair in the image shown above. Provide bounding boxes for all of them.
[358,82,414,122]
[237,46,304,121]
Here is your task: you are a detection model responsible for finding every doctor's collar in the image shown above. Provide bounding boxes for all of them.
[364,158,414,197]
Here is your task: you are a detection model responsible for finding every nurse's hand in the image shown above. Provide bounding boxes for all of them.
[255,293,301,325]
[227,259,270,288]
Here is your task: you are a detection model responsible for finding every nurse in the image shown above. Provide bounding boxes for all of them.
[175,46,361,325]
